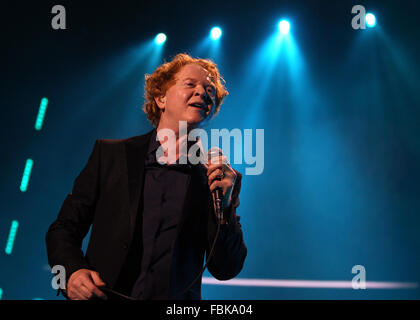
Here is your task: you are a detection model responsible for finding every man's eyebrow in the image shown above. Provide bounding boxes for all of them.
[182,77,215,87]
[182,77,197,82]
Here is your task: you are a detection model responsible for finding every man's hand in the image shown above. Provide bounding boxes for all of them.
[67,269,107,300]
[206,154,237,216]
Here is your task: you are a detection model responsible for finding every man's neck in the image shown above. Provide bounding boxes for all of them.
[155,121,201,164]
[156,121,200,140]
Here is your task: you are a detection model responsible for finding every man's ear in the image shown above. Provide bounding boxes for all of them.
[154,95,167,110]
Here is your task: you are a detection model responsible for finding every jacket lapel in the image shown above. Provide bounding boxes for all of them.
[175,163,211,237]
[124,129,154,239]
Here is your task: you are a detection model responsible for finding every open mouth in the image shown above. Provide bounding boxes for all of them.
[189,103,208,111]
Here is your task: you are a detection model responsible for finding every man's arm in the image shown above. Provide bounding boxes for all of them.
[45,139,102,295]
[205,171,247,280]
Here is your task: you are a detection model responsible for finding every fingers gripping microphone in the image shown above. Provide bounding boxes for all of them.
[208,147,224,221]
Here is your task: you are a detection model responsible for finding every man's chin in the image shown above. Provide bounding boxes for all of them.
[185,121,203,130]
[184,117,207,128]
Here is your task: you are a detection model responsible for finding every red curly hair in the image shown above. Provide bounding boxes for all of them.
[142,53,229,127]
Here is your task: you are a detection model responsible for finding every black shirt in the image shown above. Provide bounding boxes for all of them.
[130,130,195,299]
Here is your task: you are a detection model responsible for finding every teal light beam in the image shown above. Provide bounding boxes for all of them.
[35,97,48,130]
[5,220,19,255]
[20,158,33,192]
[0,288,3,299]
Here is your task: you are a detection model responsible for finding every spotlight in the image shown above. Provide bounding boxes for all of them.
[365,13,376,28]
[155,33,167,45]
[210,27,222,40]
[278,20,290,35]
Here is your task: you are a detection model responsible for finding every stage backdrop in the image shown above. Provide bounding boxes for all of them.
[1,0,419,300]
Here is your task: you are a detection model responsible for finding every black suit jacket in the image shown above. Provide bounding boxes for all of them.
[46,129,247,299]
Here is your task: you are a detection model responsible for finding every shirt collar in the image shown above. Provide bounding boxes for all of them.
[147,129,207,166]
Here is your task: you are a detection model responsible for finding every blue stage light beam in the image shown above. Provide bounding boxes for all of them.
[365,13,376,28]
[155,33,167,45]
[210,27,222,40]
[278,20,290,35]
[193,26,223,62]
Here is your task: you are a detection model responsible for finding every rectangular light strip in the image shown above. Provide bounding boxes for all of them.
[20,158,33,192]
[0,288,3,300]
[5,220,19,255]
[202,277,419,289]
[35,97,48,131]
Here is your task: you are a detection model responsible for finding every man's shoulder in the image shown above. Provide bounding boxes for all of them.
[97,129,154,147]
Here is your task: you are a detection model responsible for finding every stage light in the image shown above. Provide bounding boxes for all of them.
[35,97,48,131]
[20,158,33,192]
[155,33,167,45]
[210,27,222,40]
[5,220,19,255]
[365,13,376,28]
[278,20,290,35]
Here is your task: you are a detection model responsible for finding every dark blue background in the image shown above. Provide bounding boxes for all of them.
[1,0,419,299]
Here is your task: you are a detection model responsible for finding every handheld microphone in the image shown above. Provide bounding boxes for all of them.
[207,147,224,221]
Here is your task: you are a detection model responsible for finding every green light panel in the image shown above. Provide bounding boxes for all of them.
[5,220,19,255]
[35,97,48,131]
[20,158,33,192]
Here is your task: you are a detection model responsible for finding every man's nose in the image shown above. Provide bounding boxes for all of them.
[194,85,212,102]
[194,85,207,97]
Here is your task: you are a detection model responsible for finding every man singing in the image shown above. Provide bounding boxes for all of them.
[46,53,247,300]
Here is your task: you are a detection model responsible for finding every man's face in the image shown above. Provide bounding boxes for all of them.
[155,63,216,129]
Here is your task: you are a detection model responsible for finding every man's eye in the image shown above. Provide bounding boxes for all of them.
[186,82,194,87]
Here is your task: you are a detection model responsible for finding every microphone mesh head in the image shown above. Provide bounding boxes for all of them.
[207,147,226,165]
[207,147,223,160]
